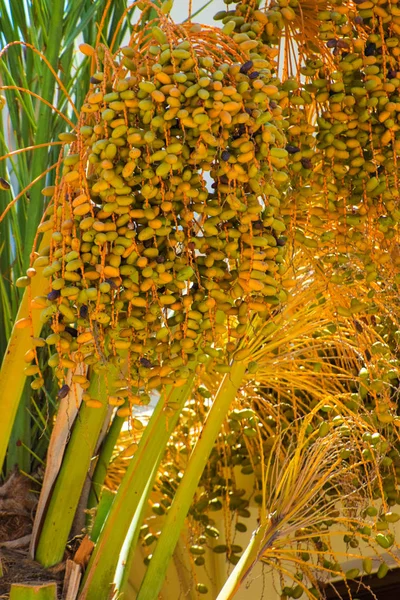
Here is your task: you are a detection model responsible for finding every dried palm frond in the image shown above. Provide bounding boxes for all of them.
[217,403,400,599]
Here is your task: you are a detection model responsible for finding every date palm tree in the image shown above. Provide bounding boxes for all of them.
[1,1,400,599]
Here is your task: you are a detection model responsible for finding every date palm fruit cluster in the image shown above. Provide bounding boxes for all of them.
[300,1,397,282]
[23,2,291,400]
[217,0,400,294]
[294,0,400,286]
[213,1,334,261]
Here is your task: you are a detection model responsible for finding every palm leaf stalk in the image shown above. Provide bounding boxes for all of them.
[33,368,118,566]
[115,464,158,593]
[89,489,116,545]
[79,377,195,599]
[29,368,85,555]
[86,402,129,511]
[9,582,58,600]
[216,518,279,600]
[135,360,247,600]
[0,231,51,473]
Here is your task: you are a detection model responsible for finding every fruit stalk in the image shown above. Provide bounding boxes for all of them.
[79,376,195,600]
[137,360,247,600]
[34,369,116,567]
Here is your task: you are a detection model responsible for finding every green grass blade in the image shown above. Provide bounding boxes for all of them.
[1,61,37,127]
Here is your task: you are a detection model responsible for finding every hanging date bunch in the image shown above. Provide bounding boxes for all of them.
[24,0,289,401]
[216,0,400,293]
[299,0,400,287]
[214,0,326,262]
